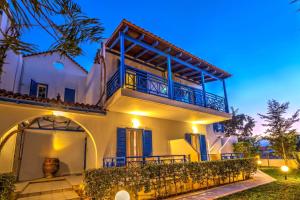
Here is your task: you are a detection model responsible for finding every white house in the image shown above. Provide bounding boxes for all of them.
[0,14,235,182]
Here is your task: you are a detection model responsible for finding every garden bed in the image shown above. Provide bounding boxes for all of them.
[84,158,257,199]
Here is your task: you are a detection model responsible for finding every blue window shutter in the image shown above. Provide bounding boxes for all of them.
[116,128,126,166]
[143,130,152,157]
[199,135,208,161]
[185,133,192,144]
[117,128,126,157]
[29,79,38,96]
[64,88,76,103]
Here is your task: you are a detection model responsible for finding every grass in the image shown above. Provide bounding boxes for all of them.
[218,167,300,200]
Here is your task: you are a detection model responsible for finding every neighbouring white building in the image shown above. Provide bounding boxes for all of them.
[0,12,236,182]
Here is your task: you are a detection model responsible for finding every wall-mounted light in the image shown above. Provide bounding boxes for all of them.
[132,119,140,128]
[192,125,198,134]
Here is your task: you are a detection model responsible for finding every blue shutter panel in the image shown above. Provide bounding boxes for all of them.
[199,135,208,161]
[64,88,76,103]
[29,79,38,96]
[116,128,126,167]
[185,133,192,144]
[143,130,152,157]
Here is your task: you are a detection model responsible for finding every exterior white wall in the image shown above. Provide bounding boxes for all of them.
[20,52,87,102]
[19,130,86,181]
[85,63,101,105]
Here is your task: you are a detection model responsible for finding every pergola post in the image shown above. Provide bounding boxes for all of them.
[167,55,173,99]
[201,72,207,107]
[119,32,125,87]
[222,79,229,113]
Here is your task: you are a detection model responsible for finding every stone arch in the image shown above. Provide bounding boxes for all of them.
[0,113,98,180]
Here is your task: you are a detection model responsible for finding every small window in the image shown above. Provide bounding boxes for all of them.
[37,84,48,98]
[53,61,64,70]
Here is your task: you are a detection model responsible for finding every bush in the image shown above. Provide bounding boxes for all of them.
[84,158,257,199]
[0,173,15,200]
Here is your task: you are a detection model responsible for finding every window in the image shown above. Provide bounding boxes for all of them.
[53,61,64,70]
[37,84,48,98]
[30,79,48,98]
[126,128,143,157]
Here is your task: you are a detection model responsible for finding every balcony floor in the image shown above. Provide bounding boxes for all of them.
[106,88,231,124]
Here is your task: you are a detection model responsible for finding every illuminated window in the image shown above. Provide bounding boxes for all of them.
[126,128,143,157]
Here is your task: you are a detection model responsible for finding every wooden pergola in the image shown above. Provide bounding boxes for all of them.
[106,19,231,112]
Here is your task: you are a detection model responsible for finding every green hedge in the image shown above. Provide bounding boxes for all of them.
[0,173,15,200]
[84,158,257,199]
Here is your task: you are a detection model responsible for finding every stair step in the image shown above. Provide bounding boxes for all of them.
[17,190,80,200]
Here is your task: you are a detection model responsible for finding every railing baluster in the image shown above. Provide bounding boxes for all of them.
[106,66,227,112]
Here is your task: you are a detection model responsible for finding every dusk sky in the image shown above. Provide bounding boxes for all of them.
[22,0,300,134]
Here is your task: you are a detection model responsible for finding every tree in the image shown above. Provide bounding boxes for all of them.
[259,100,299,164]
[0,0,104,75]
[222,107,256,140]
[233,136,260,157]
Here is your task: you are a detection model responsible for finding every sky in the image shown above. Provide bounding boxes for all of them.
[22,0,300,134]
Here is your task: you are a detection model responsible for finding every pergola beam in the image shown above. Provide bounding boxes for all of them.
[134,41,159,59]
[125,34,144,53]
[124,35,220,80]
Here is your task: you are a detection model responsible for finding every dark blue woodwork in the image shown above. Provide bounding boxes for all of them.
[29,79,38,97]
[116,128,127,166]
[106,66,227,112]
[199,135,208,161]
[64,88,75,103]
[143,130,153,157]
[185,133,192,144]
[103,154,189,168]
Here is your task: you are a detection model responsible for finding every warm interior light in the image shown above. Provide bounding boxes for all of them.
[192,125,198,133]
[115,190,130,200]
[52,111,65,116]
[281,165,289,172]
[257,160,262,165]
[132,119,140,128]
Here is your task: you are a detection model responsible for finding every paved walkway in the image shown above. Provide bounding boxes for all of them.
[167,170,276,200]
[15,175,82,200]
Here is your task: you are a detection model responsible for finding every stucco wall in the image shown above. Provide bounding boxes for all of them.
[20,52,87,102]
[18,130,86,181]
[0,102,207,171]
[0,129,17,173]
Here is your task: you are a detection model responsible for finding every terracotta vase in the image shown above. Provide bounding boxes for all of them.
[43,158,60,178]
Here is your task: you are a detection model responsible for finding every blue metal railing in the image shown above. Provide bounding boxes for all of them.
[103,155,190,168]
[221,153,244,160]
[106,66,227,113]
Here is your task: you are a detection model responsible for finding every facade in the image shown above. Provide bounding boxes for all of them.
[0,16,236,181]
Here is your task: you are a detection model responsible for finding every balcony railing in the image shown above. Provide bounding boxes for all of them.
[103,155,190,168]
[106,66,228,113]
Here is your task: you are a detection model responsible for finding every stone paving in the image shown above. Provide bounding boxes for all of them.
[15,175,82,200]
[167,170,276,200]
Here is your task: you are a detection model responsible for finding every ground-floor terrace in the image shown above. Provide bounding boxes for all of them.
[0,92,243,199]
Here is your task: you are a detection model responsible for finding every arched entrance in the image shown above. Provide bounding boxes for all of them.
[0,115,97,181]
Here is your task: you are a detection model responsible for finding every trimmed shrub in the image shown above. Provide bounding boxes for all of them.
[0,173,15,200]
[84,158,257,199]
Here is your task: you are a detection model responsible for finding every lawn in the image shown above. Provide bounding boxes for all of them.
[218,167,300,200]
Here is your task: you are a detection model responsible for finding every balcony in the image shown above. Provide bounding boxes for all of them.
[107,66,228,113]
[104,20,231,123]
